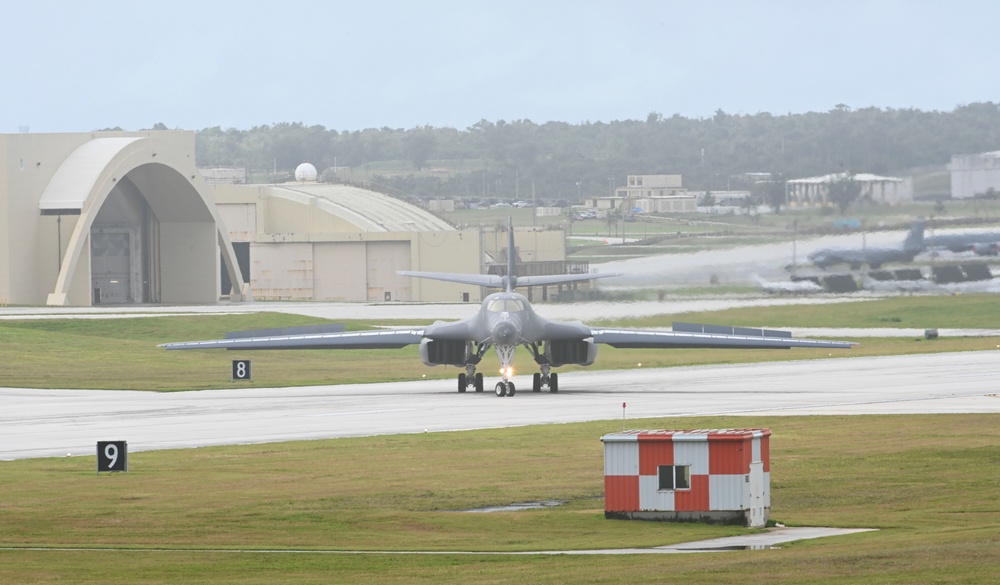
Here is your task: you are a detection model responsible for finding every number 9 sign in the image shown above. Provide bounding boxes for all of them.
[97,440,128,473]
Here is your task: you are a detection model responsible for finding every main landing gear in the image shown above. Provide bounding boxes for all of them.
[526,343,558,393]
[457,372,555,397]
[531,371,558,393]
[454,343,560,397]
[457,348,486,393]
[457,371,484,393]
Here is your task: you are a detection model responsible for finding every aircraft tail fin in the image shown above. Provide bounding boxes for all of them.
[399,217,621,291]
[505,216,517,292]
[904,217,925,251]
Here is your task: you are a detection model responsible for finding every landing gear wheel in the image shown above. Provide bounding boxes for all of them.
[474,373,484,392]
[532,373,542,392]
[458,373,467,393]
[506,382,515,397]
[549,372,559,393]
[495,382,507,397]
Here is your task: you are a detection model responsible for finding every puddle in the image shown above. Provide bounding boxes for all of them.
[658,527,875,554]
[681,545,778,551]
[458,500,566,513]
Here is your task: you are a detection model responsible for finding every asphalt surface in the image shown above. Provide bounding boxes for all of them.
[4,350,999,461]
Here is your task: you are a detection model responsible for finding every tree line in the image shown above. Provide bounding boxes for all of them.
[192,103,1000,201]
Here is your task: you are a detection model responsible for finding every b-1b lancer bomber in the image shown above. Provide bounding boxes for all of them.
[162,219,855,397]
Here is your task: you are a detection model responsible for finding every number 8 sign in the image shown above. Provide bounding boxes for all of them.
[232,359,252,381]
[97,441,128,473]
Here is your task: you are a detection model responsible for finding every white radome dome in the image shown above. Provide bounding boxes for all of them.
[294,162,318,182]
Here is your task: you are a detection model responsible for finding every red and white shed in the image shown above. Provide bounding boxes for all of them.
[601,428,771,527]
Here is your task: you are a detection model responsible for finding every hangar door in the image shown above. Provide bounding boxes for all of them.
[91,230,138,303]
[313,241,412,302]
[90,177,150,304]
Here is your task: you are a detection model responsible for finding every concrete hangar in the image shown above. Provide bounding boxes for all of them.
[0,130,566,307]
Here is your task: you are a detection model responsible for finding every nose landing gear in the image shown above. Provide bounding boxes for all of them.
[494,381,515,397]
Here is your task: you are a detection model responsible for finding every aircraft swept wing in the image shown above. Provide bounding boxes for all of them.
[590,323,844,350]
[162,218,855,397]
[160,328,427,350]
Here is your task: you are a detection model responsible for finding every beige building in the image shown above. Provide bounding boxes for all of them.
[611,174,695,213]
[214,182,572,303]
[1,130,571,307]
[950,151,1000,199]
[214,181,482,303]
[616,174,686,198]
[0,130,245,306]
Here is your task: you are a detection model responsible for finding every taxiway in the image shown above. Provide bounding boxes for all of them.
[3,350,998,461]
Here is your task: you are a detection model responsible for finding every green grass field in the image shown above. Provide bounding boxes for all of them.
[1,414,998,584]
[2,295,999,583]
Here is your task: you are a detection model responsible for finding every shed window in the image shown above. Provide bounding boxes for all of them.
[657,465,691,491]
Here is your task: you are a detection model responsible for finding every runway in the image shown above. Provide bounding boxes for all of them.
[3,350,998,461]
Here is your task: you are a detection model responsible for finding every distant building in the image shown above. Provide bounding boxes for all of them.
[427,199,455,212]
[587,174,695,213]
[200,167,247,185]
[634,195,697,213]
[691,190,756,215]
[786,172,913,207]
[0,131,571,306]
[949,151,1000,199]
[616,174,686,199]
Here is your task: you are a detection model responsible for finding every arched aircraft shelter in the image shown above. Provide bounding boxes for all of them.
[0,131,245,306]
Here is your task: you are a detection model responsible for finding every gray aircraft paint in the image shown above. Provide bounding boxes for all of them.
[162,218,855,396]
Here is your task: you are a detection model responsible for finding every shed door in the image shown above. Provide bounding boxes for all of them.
[748,461,765,526]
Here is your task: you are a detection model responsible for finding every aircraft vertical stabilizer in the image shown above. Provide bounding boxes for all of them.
[505,216,517,292]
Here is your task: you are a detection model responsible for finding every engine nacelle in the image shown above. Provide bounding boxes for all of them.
[419,338,469,367]
[548,339,597,367]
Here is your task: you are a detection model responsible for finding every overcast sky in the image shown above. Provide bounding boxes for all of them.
[3,0,997,133]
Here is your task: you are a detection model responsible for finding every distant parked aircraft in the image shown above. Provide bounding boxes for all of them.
[926,230,1000,256]
[809,219,925,270]
[163,219,855,397]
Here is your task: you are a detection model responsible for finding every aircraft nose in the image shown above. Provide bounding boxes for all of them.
[492,321,519,345]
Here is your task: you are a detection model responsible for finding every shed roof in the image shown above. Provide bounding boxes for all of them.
[602,429,770,443]
[788,172,902,185]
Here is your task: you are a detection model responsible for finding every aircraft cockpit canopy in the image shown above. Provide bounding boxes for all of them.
[487,298,526,313]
